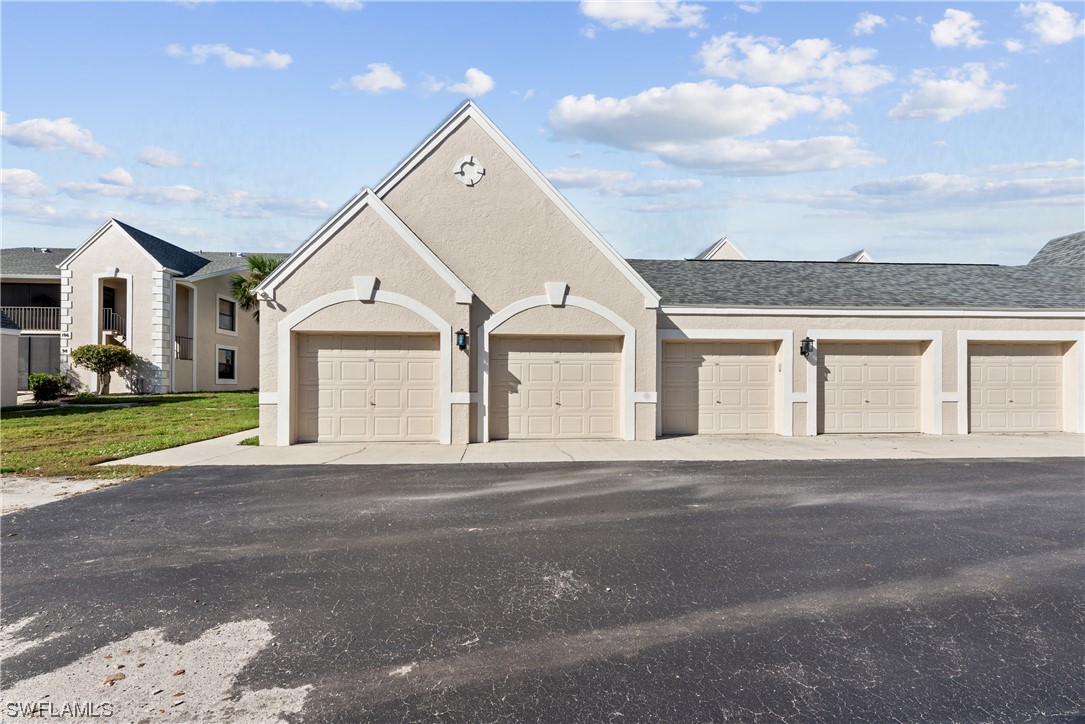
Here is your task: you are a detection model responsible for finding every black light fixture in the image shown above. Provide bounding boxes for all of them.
[456,328,469,351]
[800,337,814,358]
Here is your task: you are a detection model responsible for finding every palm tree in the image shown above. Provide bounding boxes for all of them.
[230,254,283,321]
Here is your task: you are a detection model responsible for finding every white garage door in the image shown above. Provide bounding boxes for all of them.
[296,333,440,443]
[661,341,776,435]
[490,336,621,440]
[969,343,1063,432]
[819,342,921,433]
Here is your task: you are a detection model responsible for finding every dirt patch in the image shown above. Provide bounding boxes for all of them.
[1,476,123,515]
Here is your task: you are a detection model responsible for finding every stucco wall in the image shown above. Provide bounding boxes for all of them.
[659,311,1084,435]
[1,329,18,406]
[381,116,657,396]
[260,113,660,444]
[259,202,463,444]
[189,274,259,391]
[63,226,161,393]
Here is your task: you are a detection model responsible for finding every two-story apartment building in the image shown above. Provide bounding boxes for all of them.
[1,219,268,394]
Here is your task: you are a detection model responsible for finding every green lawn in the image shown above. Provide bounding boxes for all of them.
[0,392,258,479]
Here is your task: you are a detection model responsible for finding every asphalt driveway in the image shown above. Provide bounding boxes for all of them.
[2,458,1082,722]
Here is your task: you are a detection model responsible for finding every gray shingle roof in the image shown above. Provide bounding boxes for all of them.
[1,311,20,331]
[837,250,872,263]
[113,220,211,277]
[185,251,288,279]
[0,247,74,276]
[628,259,1085,310]
[1028,231,1085,267]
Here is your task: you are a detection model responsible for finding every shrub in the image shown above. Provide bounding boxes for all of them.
[70,344,135,395]
[28,373,71,404]
[73,391,98,404]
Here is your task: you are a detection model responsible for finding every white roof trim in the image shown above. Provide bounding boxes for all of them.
[659,305,1085,319]
[58,218,164,272]
[373,101,661,309]
[255,189,474,304]
[693,236,748,261]
[0,273,61,280]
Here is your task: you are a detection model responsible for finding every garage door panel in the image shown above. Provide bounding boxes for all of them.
[819,342,921,433]
[296,333,439,443]
[661,340,777,435]
[969,343,1062,433]
[490,337,621,440]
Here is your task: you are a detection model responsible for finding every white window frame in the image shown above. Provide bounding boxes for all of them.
[215,344,238,385]
[216,294,239,336]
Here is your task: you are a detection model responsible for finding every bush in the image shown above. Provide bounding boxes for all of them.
[70,344,136,394]
[73,391,98,404]
[28,373,71,404]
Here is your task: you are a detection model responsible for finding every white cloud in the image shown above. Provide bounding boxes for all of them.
[1018,2,1085,44]
[888,63,1011,122]
[423,68,496,97]
[760,172,1083,212]
[1004,38,1026,51]
[654,136,883,175]
[449,68,495,96]
[545,166,635,188]
[698,33,893,94]
[548,81,877,176]
[1,168,49,197]
[58,179,329,218]
[607,178,704,196]
[0,112,107,157]
[550,81,843,149]
[166,43,292,70]
[930,9,988,48]
[138,146,201,168]
[985,158,1084,173]
[337,62,405,93]
[737,2,762,14]
[324,0,363,10]
[852,12,887,35]
[579,0,706,31]
[545,166,703,196]
[98,167,134,186]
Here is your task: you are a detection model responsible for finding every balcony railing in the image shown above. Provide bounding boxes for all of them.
[102,308,126,337]
[0,306,60,331]
[175,335,193,360]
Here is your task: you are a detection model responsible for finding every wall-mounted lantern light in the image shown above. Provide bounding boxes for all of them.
[800,337,814,358]
[456,329,469,351]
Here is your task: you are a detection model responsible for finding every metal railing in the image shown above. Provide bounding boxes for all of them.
[175,335,193,360]
[101,308,126,336]
[0,306,60,331]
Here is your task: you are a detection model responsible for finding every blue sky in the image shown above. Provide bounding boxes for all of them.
[2,1,1083,264]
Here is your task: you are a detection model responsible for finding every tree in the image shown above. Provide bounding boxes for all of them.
[70,344,135,395]
[230,254,283,322]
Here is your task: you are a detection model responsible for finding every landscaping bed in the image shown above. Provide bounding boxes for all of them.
[0,392,258,479]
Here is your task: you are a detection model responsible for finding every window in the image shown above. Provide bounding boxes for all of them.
[217,296,237,334]
[217,346,237,384]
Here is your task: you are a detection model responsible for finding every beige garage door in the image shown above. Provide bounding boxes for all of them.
[661,341,776,435]
[296,333,440,443]
[490,336,620,440]
[819,342,921,433]
[969,343,1063,432]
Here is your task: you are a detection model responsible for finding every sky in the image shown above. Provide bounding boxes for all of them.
[1,1,1083,265]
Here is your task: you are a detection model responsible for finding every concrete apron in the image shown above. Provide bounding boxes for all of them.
[101,430,1085,468]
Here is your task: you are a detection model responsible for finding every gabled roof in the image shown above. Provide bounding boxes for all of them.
[255,188,474,304]
[1029,231,1084,267]
[372,101,661,308]
[693,237,748,261]
[55,219,261,279]
[0,247,74,277]
[838,249,875,263]
[111,220,209,276]
[628,259,1084,311]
